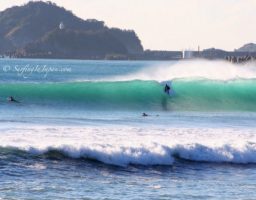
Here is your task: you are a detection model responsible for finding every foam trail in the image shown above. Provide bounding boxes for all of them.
[111,59,256,82]
[1,125,256,166]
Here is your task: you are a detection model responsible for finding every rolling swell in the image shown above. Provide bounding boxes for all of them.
[0,79,256,111]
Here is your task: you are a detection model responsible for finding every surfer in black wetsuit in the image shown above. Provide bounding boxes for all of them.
[7,96,19,103]
[142,112,149,117]
[142,113,159,117]
[164,84,171,95]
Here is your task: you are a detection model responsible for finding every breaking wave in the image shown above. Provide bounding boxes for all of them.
[1,125,256,166]
[1,78,256,111]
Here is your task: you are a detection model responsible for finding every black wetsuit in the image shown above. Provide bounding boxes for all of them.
[8,96,19,103]
[164,84,170,94]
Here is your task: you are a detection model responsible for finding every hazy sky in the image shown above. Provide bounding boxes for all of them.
[1,0,256,51]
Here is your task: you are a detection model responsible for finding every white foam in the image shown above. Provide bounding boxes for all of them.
[110,59,256,82]
[1,125,256,166]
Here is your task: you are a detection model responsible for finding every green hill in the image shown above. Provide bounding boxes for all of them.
[0,1,143,59]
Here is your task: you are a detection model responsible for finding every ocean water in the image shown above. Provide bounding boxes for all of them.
[0,58,256,199]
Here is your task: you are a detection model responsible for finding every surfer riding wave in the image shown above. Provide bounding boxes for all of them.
[164,83,171,95]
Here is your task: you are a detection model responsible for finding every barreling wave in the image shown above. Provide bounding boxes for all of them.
[1,78,256,111]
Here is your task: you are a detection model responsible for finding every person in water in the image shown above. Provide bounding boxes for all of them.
[7,96,19,103]
[142,112,149,117]
[142,113,159,117]
[164,84,171,95]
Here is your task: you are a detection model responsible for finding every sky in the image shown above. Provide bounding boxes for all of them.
[1,0,256,51]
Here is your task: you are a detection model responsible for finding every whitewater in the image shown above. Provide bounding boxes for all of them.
[1,124,256,166]
[0,58,256,199]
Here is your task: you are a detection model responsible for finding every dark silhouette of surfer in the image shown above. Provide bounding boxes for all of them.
[142,113,159,117]
[164,84,171,95]
[142,112,149,117]
[162,83,173,110]
[7,96,19,103]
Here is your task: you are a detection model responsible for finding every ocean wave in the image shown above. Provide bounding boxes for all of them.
[1,125,256,166]
[2,141,256,166]
[1,78,256,111]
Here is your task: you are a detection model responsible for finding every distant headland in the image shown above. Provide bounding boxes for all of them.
[0,1,255,61]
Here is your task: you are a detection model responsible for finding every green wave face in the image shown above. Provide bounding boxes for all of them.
[1,79,256,111]
[172,79,256,111]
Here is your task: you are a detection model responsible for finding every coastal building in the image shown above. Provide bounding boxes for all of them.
[183,50,195,59]
[183,46,200,59]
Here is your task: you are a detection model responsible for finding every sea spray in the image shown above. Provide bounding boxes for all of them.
[109,59,256,82]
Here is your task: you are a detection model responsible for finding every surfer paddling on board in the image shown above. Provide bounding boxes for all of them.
[142,113,159,117]
[7,96,20,103]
